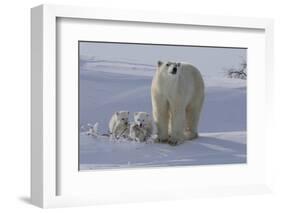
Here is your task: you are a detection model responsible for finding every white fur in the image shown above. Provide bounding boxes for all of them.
[109,111,130,139]
[129,112,154,141]
[129,123,147,142]
[151,61,205,144]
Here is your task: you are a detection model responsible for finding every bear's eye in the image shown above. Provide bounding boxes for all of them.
[166,63,171,67]
[142,120,144,122]
[121,118,125,121]
[137,119,140,121]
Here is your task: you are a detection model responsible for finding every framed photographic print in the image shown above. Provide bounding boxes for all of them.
[31,4,274,208]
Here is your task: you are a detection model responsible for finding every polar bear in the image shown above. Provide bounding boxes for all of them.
[129,123,147,142]
[151,61,205,145]
[109,111,130,139]
[129,112,154,141]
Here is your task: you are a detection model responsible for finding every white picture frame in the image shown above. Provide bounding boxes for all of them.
[31,4,274,208]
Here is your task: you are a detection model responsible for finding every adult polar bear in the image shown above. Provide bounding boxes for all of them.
[151,61,205,145]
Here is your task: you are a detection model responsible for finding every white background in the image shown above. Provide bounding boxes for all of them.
[0,0,280,212]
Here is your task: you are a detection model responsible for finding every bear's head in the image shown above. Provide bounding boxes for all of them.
[157,61,181,75]
[134,112,150,128]
[115,111,129,126]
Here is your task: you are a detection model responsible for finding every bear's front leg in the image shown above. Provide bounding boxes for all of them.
[152,96,169,143]
[169,106,186,145]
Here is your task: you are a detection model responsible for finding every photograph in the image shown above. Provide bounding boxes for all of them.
[79,41,247,170]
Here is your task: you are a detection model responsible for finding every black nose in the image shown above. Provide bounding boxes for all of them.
[171,67,177,74]
[139,123,143,127]
[125,122,128,125]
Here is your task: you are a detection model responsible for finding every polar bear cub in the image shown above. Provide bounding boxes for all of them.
[109,111,130,139]
[129,112,154,142]
[129,123,147,142]
[151,61,205,145]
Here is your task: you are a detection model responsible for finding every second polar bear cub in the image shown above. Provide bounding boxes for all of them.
[109,111,130,139]
[129,112,154,142]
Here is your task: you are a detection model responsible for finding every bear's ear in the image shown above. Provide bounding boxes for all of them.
[127,111,129,115]
[176,62,181,67]
[157,60,163,67]
[134,112,138,116]
[115,112,119,116]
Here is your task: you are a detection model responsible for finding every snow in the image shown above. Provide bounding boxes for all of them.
[79,44,247,170]
[79,131,246,170]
